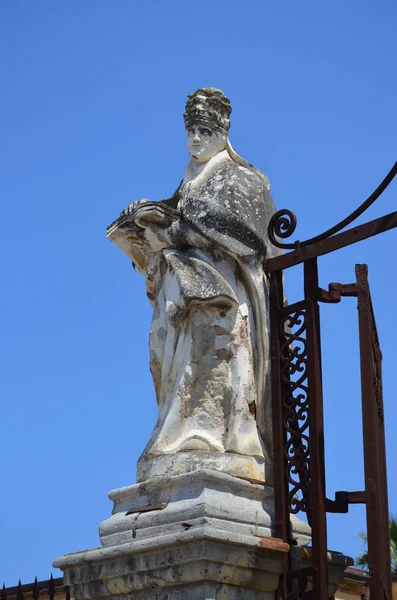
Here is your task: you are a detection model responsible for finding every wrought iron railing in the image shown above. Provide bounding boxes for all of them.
[1,576,68,600]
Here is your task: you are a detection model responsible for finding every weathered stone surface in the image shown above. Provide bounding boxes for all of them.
[54,470,312,599]
[55,526,289,600]
[106,583,277,599]
[98,470,310,549]
[136,451,270,484]
[107,88,282,478]
[54,513,346,600]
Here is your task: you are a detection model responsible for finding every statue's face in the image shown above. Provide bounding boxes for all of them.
[186,125,226,163]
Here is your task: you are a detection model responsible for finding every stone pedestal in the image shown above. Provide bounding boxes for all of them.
[56,528,289,599]
[54,470,312,599]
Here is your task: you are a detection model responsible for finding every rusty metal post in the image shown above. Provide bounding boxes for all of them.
[270,271,290,544]
[304,258,329,600]
[269,271,290,599]
[32,578,39,600]
[48,576,55,600]
[16,582,24,600]
[356,264,392,600]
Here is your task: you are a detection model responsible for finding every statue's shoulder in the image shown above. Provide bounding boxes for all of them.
[206,152,270,195]
[203,155,271,213]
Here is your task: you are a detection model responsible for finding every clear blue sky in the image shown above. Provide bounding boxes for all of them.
[1,0,396,586]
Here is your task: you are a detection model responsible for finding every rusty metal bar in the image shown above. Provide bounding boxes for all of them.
[126,503,167,515]
[268,163,397,252]
[32,578,39,600]
[304,258,329,600]
[48,575,55,600]
[335,491,366,505]
[270,271,290,543]
[16,583,23,600]
[1,579,65,598]
[325,491,366,514]
[279,299,306,317]
[266,210,397,274]
[269,271,289,598]
[356,264,391,600]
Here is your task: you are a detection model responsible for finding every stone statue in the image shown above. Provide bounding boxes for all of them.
[55,89,320,600]
[107,88,281,483]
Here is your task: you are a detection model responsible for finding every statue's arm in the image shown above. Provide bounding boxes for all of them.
[179,197,266,258]
[120,181,182,218]
[158,181,183,209]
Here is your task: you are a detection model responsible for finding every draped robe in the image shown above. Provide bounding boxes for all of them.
[118,149,280,465]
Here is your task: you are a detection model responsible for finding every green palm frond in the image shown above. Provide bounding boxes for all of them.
[356,552,369,568]
[390,515,397,572]
[355,515,397,572]
[389,516,397,545]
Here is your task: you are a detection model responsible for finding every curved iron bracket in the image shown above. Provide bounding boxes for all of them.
[268,162,397,250]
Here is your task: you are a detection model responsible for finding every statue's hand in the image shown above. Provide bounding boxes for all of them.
[141,224,173,251]
[120,198,150,218]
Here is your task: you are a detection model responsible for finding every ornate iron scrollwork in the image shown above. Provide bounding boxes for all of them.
[268,162,397,250]
[268,209,297,247]
[279,308,310,515]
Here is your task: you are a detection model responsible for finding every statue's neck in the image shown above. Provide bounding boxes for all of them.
[183,159,208,184]
[183,151,228,185]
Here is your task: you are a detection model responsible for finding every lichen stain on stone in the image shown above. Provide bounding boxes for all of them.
[216,347,233,361]
[153,303,160,320]
[149,354,162,404]
[179,387,191,421]
[156,327,167,343]
[239,315,249,347]
[214,325,229,335]
[249,401,256,418]
[177,309,233,434]
[160,257,167,278]
[187,361,229,426]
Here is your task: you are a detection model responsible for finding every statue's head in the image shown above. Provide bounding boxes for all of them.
[184,88,231,163]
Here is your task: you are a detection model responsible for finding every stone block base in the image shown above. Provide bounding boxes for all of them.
[54,470,310,599]
[55,528,289,599]
[108,581,276,599]
[54,469,352,599]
